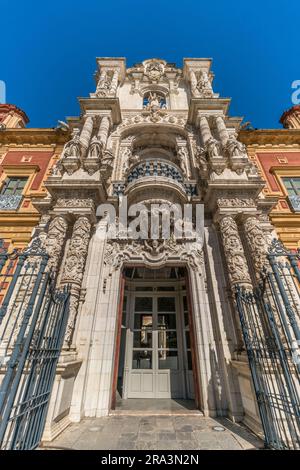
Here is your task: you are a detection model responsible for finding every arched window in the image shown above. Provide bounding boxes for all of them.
[143,91,166,109]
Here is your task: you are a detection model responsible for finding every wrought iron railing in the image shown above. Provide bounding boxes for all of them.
[236,239,300,450]
[288,195,300,213]
[127,160,183,184]
[0,238,70,450]
[0,194,23,210]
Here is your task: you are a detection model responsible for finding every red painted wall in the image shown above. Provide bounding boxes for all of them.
[257,152,300,192]
[0,151,53,190]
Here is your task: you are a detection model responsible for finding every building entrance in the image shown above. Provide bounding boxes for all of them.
[117,267,195,400]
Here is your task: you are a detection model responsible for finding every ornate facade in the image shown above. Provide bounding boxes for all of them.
[22,57,277,441]
[239,105,300,250]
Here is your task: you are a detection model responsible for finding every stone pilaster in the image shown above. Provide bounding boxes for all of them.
[61,216,92,347]
[219,215,252,289]
[242,216,268,276]
[45,215,68,273]
[215,115,229,146]
[80,116,94,151]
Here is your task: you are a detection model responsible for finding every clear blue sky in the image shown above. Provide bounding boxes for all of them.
[1,0,298,129]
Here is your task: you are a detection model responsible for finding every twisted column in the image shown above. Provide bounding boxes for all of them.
[61,216,92,346]
[199,115,212,145]
[219,215,252,289]
[45,216,68,273]
[97,116,110,148]
[243,216,268,276]
[80,116,94,151]
[215,115,229,146]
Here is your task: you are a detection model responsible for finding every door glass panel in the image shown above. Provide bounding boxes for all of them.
[132,350,152,369]
[158,330,177,349]
[187,351,193,370]
[134,330,152,348]
[134,314,152,329]
[157,286,175,291]
[158,350,178,369]
[158,297,175,312]
[185,331,191,349]
[158,314,176,330]
[135,297,152,312]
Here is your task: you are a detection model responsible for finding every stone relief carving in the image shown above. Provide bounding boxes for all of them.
[118,112,186,129]
[143,59,165,83]
[61,216,92,346]
[104,237,204,271]
[225,133,247,158]
[219,216,251,287]
[205,136,221,158]
[177,147,189,178]
[88,136,102,159]
[56,198,95,209]
[45,216,68,272]
[61,128,81,159]
[95,69,119,97]
[143,92,167,111]
[190,70,213,98]
[62,216,91,285]
[217,198,256,208]
[243,216,269,275]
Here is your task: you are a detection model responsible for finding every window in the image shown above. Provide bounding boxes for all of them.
[0,177,28,196]
[282,177,300,196]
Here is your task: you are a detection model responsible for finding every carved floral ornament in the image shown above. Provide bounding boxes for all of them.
[217,197,256,208]
[117,112,187,129]
[104,237,204,271]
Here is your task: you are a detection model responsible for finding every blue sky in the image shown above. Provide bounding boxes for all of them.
[1,0,299,129]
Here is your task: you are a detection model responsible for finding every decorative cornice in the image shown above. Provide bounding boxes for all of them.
[0,128,70,145]
[239,129,300,146]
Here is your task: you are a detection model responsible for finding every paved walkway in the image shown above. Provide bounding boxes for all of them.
[44,415,263,450]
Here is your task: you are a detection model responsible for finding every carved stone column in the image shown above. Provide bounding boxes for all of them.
[219,215,252,289]
[215,115,229,146]
[97,116,110,148]
[61,216,92,347]
[199,115,212,144]
[243,216,268,276]
[45,215,68,273]
[80,116,94,151]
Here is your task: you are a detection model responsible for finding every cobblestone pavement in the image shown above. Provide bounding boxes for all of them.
[44,416,263,450]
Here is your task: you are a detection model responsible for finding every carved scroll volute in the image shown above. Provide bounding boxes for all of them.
[219,215,252,289]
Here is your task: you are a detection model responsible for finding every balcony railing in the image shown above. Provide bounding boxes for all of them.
[0,195,23,210]
[288,195,300,213]
[127,160,184,184]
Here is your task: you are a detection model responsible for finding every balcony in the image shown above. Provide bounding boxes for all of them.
[288,195,300,213]
[127,160,184,185]
[0,195,23,210]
